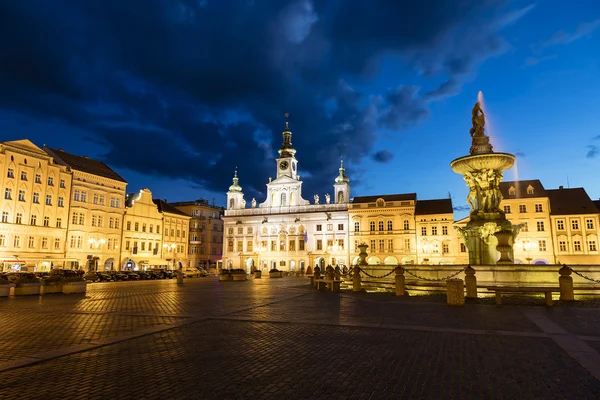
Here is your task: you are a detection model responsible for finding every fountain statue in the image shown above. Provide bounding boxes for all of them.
[450,94,518,265]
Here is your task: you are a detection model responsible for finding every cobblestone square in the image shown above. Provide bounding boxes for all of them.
[1,277,599,399]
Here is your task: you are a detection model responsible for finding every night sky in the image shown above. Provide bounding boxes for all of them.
[1,1,599,217]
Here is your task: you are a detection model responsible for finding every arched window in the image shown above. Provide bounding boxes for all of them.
[271,193,276,206]
[369,221,375,231]
[378,221,384,231]
[281,193,287,206]
[290,192,296,206]
[337,191,344,203]
[403,220,409,230]
[229,199,234,209]
[387,221,392,231]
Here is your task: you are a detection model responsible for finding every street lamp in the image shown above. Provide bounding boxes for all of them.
[87,237,106,272]
[163,243,177,270]
[522,240,533,264]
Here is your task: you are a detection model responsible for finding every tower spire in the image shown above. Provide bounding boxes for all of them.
[229,168,242,192]
[335,155,349,184]
[278,112,296,157]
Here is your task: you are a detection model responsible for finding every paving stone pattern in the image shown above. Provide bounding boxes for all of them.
[0,277,599,399]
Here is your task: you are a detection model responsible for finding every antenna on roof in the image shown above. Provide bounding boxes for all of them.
[567,175,570,188]
[447,191,452,199]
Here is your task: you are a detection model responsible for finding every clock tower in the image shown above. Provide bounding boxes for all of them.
[276,113,298,180]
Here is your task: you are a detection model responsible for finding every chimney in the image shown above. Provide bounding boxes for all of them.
[559,186,564,190]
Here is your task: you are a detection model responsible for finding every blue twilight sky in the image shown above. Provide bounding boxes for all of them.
[0,0,599,217]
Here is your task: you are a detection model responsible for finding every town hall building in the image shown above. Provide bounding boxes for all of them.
[222,118,350,273]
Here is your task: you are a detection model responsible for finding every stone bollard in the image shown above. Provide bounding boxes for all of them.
[313,266,321,288]
[559,264,574,301]
[176,269,184,285]
[446,279,465,306]
[325,265,334,291]
[333,266,342,292]
[464,265,477,299]
[352,265,361,292]
[395,266,405,297]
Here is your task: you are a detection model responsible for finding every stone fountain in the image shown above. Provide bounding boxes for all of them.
[450,97,518,265]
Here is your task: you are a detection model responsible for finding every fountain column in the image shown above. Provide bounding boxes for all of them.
[450,95,519,265]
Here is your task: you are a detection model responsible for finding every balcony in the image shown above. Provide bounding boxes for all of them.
[224,203,348,217]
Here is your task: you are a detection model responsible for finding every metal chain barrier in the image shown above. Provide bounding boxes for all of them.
[357,267,396,279]
[403,266,466,282]
[569,267,600,284]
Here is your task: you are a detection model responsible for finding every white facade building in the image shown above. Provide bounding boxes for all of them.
[222,119,350,272]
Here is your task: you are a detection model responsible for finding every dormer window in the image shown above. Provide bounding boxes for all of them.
[376,198,385,207]
[508,186,516,196]
[526,185,534,195]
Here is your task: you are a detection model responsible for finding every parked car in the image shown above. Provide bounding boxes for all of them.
[123,271,140,280]
[136,271,151,280]
[96,272,113,282]
[182,268,200,278]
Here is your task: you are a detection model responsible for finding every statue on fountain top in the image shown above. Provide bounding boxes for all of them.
[469,102,485,137]
[468,101,493,155]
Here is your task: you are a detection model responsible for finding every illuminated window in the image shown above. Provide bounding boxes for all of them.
[369,221,375,231]
[387,221,392,231]
[404,220,409,230]
[378,221,384,231]
[586,219,594,230]
[354,222,360,232]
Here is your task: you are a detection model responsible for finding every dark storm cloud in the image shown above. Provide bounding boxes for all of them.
[586,145,598,159]
[371,150,394,163]
[0,0,531,200]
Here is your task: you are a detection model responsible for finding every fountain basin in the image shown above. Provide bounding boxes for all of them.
[450,153,515,174]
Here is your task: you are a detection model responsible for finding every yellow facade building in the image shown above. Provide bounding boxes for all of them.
[120,189,167,270]
[547,187,600,265]
[154,200,191,270]
[499,180,554,264]
[349,194,418,265]
[415,199,465,265]
[43,147,127,271]
[0,140,73,271]
[171,199,224,271]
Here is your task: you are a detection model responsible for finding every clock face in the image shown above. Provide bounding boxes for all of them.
[280,161,289,170]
